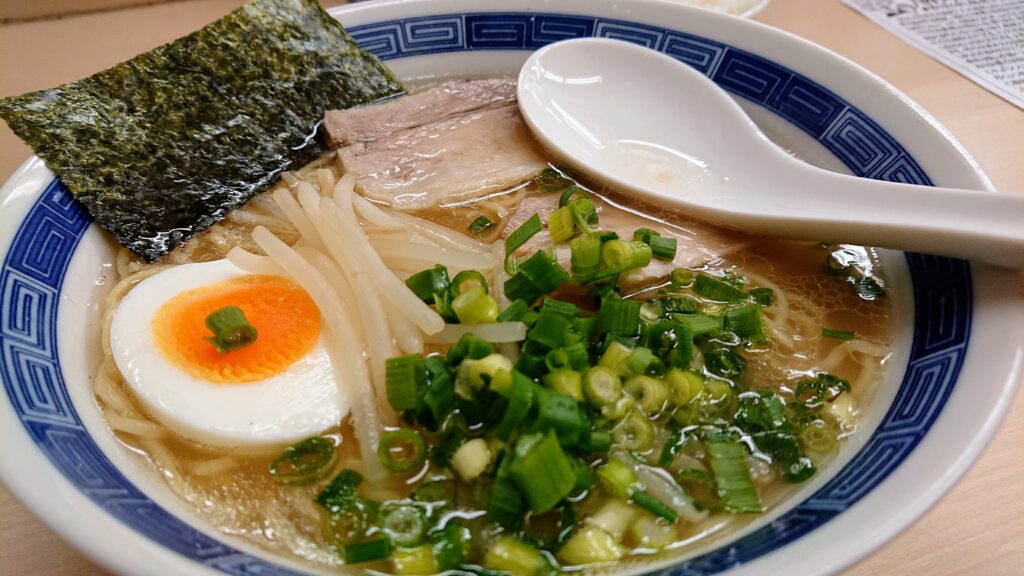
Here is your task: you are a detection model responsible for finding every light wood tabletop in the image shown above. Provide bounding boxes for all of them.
[1,0,1022,574]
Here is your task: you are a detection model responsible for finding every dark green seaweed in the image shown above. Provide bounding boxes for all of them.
[0,0,402,261]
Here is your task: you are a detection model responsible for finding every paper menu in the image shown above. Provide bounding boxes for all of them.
[842,0,1024,110]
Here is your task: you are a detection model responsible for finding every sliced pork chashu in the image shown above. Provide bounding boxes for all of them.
[325,79,548,210]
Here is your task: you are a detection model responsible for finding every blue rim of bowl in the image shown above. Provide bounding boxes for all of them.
[0,12,971,576]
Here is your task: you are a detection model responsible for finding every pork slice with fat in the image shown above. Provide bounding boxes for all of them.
[337,104,549,210]
[324,79,517,148]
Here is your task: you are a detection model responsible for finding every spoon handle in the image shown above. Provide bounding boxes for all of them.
[751,162,1024,268]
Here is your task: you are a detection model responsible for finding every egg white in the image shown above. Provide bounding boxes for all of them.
[109,259,347,449]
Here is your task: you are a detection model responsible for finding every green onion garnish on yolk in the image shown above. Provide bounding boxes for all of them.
[204,305,258,354]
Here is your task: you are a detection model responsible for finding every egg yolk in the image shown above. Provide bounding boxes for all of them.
[152,275,321,384]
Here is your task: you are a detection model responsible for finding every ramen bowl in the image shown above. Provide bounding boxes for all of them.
[0,0,1021,575]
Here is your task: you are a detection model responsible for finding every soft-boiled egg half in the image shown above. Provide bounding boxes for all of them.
[110,259,346,449]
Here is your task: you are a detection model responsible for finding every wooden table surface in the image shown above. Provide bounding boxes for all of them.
[1,0,1022,574]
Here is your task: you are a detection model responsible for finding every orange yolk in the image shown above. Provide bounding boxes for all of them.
[152,275,321,384]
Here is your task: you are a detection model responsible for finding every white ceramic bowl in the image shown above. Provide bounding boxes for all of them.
[1,1,1021,575]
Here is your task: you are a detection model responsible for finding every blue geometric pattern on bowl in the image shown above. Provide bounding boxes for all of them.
[0,12,968,575]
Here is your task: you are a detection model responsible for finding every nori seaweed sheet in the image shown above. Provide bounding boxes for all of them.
[0,0,402,261]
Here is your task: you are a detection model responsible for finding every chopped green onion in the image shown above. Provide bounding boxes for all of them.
[385,354,425,412]
[670,268,694,287]
[557,526,626,566]
[693,274,750,303]
[534,386,587,447]
[468,354,514,388]
[570,197,599,231]
[316,469,364,513]
[268,437,335,485]
[672,313,722,338]
[821,327,855,340]
[519,249,570,293]
[706,438,762,513]
[647,235,677,261]
[430,427,467,467]
[541,297,577,318]
[547,205,576,243]
[503,272,543,304]
[580,430,611,453]
[598,341,633,373]
[391,544,438,575]
[544,369,583,401]
[496,371,535,440]
[800,419,838,460]
[529,311,571,349]
[596,458,638,498]
[724,303,768,345]
[380,504,427,547]
[483,536,549,576]
[570,458,597,493]
[703,347,746,379]
[450,270,489,296]
[569,234,602,277]
[450,437,492,481]
[537,167,575,194]
[587,499,639,539]
[596,298,642,335]
[748,287,775,307]
[751,430,816,482]
[432,523,469,571]
[631,491,678,523]
[505,214,543,273]
[204,306,258,354]
[419,369,455,431]
[793,372,850,409]
[612,409,655,450]
[623,347,659,376]
[488,454,525,527]
[583,366,623,408]
[558,184,589,206]
[446,332,495,367]
[600,239,652,271]
[665,369,705,407]
[509,430,577,513]
[411,479,456,505]
[345,538,393,564]
[324,501,374,549]
[623,375,670,414]
[378,429,426,474]
[562,341,591,370]
[627,513,676,548]
[468,215,496,236]
[405,265,450,303]
[497,299,531,322]
[452,285,499,324]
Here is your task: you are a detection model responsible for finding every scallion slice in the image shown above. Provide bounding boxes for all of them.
[820,327,855,340]
[405,265,450,303]
[569,234,602,277]
[647,235,677,261]
[378,429,426,474]
[268,437,335,485]
[380,504,427,547]
[468,215,496,236]
[345,538,393,564]
[706,438,762,513]
[505,214,543,273]
[496,371,535,440]
[509,430,577,513]
[558,184,589,206]
[596,298,642,335]
[693,274,750,303]
[547,206,576,243]
[385,354,426,412]
[452,285,499,325]
[631,491,679,523]
[518,249,570,292]
[497,299,531,322]
[724,303,768,345]
[204,306,258,354]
